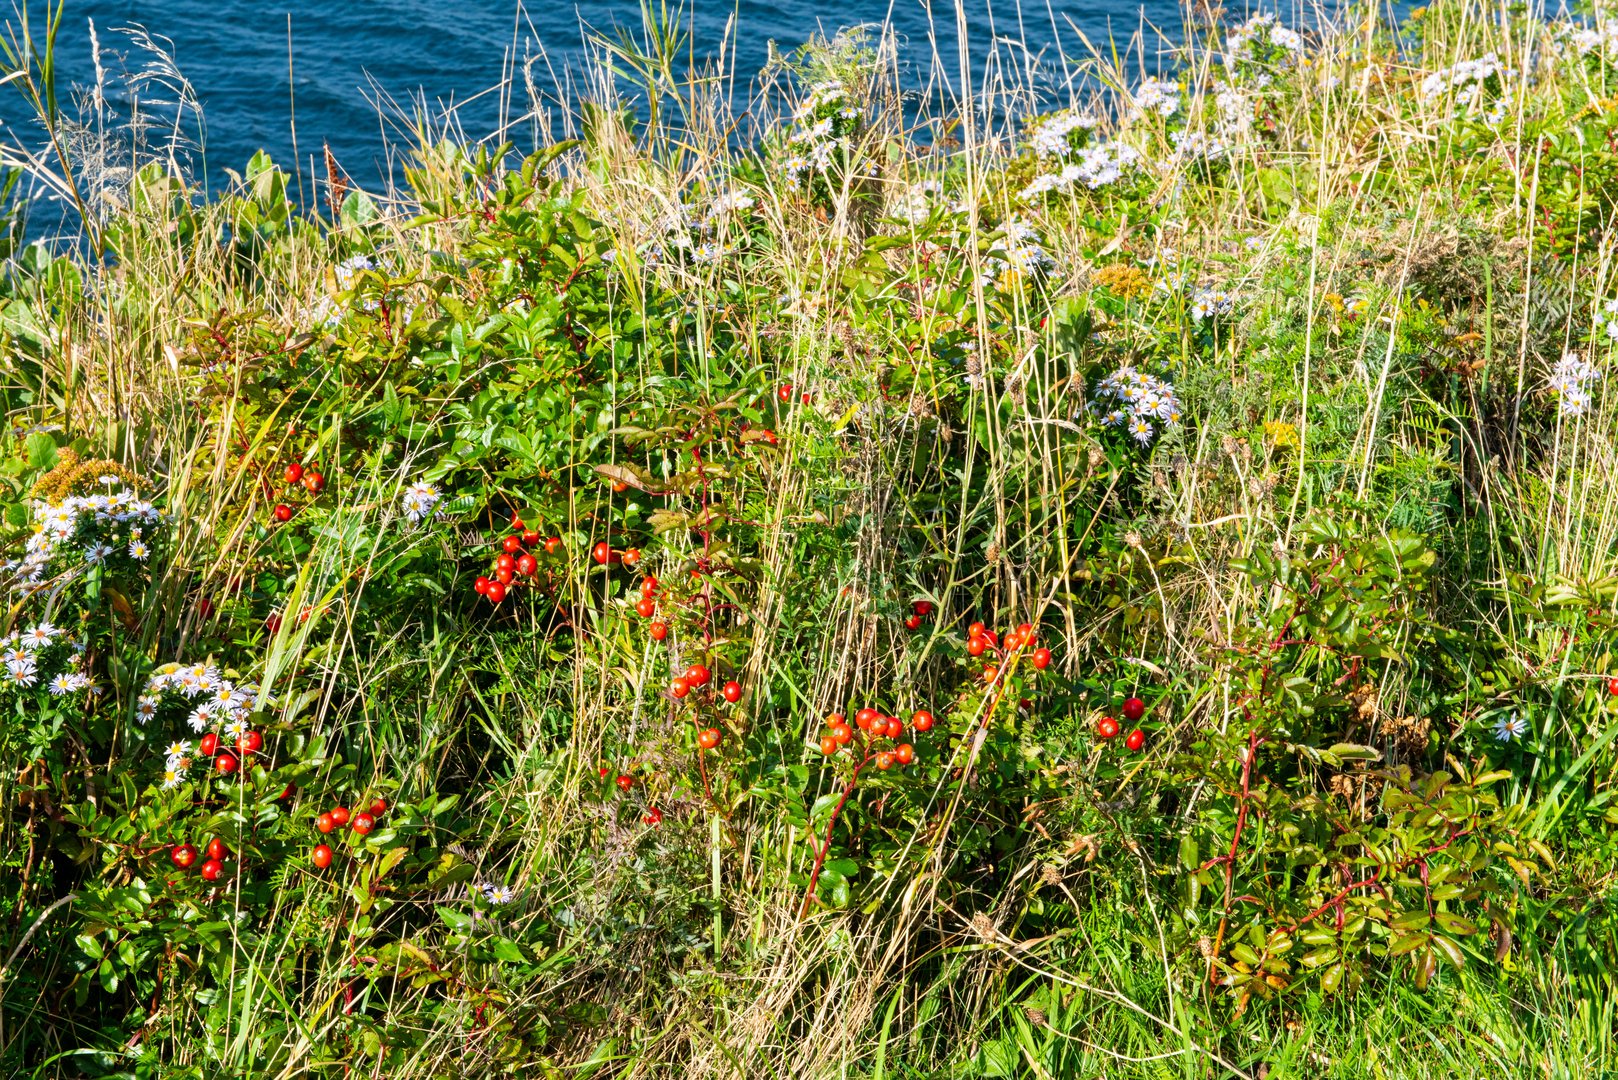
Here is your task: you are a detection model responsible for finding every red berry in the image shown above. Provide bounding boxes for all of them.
[593,541,612,565]
[521,529,541,547]
[875,751,895,770]
[197,597,214,618]
[510,511,525,529]
[636,596,657,618]
[495,553,516,573]
[1608,676,1618,696]
[284,463,304,484]
[517,554,538,576]
[670,676,691,699]
[273,503,292,523]
[722,680,742,703]
[303,471,325,494]
[911,709,935,732]
[1122,697,1146,722]
[649,620,669,641]
[616,774,634,792]
[200,859,224,882]
[697,727,721,750]
[331,806,351,826]
[312,844,333,868]
[214,752,238,775]
[316,812,335,833]
[495,567,514,585]
[884,717,903,739]
[830,722,853,744]
[369,798,388,816]
[778,384,793,403]
[642,576,660,597]
[1125,728,1146,751]
[904,613,922,631]
[895,743,915,765]
[855,707,880,731]
[171,844,198,869]
[1097,717,1120,740]
[474,576,491,594]
[206,837,229,862]
[913,600,934,617]
[643,807,663,826]
[237,730,262,754]
[351,812,375,835]
[485,580,507,603]
[820,736,839,755]
[982,664,999,683]
[265,613,283,633]
[684,664,711,687]
[1032,647,1052,670]
[967,635,987,657]
[544,536,562,555]
[623,548,641,566]
[503,534,523,554]
[199,733,219,756]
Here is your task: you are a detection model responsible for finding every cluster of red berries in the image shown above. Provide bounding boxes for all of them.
[905,599,934,632]
[777,383,811,405]
[309,796,389,868]
[1096,695,1149,751]
[593,540,640,567]
[474,516,562,604]
[271,461,326,523]
[199,729,264,776]
[170,836,232,882]
[817,706,933,769]
[965,620,1050,668]
[633,575,671,640]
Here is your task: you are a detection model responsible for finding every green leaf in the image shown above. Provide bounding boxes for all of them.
[436,906,472,931]
[25,432,57,471]
[1431,934,1466,969]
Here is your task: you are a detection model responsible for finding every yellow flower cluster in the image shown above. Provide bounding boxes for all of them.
[30,451,145,500]
[1092,264,1152,299]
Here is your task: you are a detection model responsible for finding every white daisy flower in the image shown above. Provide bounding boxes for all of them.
[21,624,60,648]
[1493,714,1527,742]
[48,673,76,695]
[187,703,215,732]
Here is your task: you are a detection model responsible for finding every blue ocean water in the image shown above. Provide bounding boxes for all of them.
[9,0,1185,199]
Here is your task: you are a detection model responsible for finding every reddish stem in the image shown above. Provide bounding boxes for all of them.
[799,754,869,918]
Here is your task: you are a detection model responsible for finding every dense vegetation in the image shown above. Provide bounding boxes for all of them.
[3,1,1618,1075]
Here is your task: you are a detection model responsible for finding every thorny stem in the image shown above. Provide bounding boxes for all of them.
[799,752,869,919]
[1205,728,1263,986]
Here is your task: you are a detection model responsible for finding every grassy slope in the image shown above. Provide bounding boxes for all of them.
[1,1,1618,1077]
